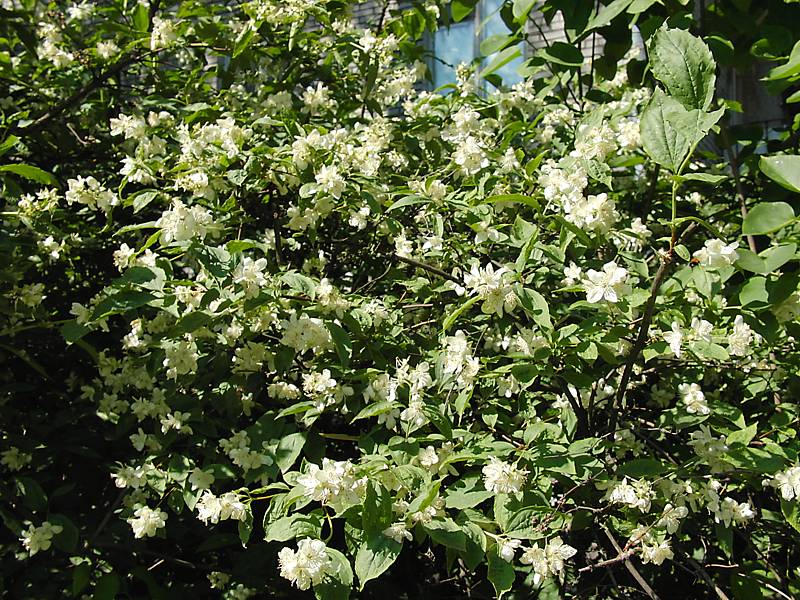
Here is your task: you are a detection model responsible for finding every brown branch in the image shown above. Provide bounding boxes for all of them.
[395,254,460,283]
[607,253,672,433]
[13,53,140,137]
[602,526,660,600]
[720,126,757,253]
[685,557,730,600]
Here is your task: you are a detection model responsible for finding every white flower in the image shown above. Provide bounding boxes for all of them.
[278,538,334,590]
[482,456,528,494]
[657,504,689,534]
[562,261,582,286]
[605,477,653,512]
[713,497,754,527]
[156,199,216,245]
[663,321,683,357]
[20,521,63,555]
[520,537,577,584]
[189,468,215,491]
[640,538,673,565]
[769,466,800,501]
[400,399,428,428]
[150,16,179,51]
[728,315,757,357]
[584,261,630,303]
[315,165,346,199]
[127,506,167,538]
[453,135,488,176]
[678,382,709,415]
[298,459,367,512]
[693,239,739,269]
[690,317,713,342]
[382,522,413,543]
[498,538,522,562]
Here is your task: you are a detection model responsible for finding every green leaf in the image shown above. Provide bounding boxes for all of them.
[640,89,723,172]
[759,155,800,194]
[781,499,800,534]
[735,244,797,274]
[678,173,728,185]
[451,0,479,22]
[442,295,480,334]
[584,0,634,33]
[387,195,426,212]
[355,534,401,590]
[726,424,757,447]
[48,514,79,552]
[72,563,91,596]
[362,481,393,534]
[742,202,796,236]
[326,322,352,368]
[0,163,57,185]
[690,340,730,361]
[480,34,514,57]
[424,519,467,551]
[445,479,493,510]
[480,47,522,79]
[536,42,584,67]
[487,548,515,597]
[512,0,537,21]
[483,193,540,210]
[275,432,306,473]
[264,513,323,542]
[94,573,120,600]
[739,276,768,307]
[61,320,90,344]
[766,40,800,81]
[315,548,353,600]
[238,507,254,545]
[516,287,552,330]
[648,26,717,110]
[0,135,19,158]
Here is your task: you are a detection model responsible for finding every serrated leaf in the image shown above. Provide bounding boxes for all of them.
[649,26,716,110]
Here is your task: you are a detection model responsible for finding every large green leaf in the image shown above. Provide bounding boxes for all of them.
[742,202,796,235]
[640,89,722,172]
[487,548,515,597]
[759,155,800,193]
[0,163,57,185]
[355,535,401,590]
[648,26,716,110]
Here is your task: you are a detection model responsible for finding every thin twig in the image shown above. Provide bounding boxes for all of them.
[685,557,730,600]
[602,526,660,600]
[395,254,460,283]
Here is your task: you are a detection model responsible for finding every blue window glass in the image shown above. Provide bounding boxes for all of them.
[432,21,475,88]
[431,0,523,91]
[479,0,523,88]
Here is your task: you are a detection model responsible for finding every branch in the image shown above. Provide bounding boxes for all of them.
[685,557,730,600]
[13,53,140,137]
[395,254,461,283]
[602,526,660,600]
[606,252,672,433]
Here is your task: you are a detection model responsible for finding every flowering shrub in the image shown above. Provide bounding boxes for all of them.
[2,0,800,598]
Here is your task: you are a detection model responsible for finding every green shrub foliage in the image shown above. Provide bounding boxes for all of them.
[2,0,800,597]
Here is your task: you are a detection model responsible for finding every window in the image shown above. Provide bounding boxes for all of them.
[431,0,524,90]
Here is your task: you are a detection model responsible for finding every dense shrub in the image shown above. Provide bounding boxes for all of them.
[2,1,800,598]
